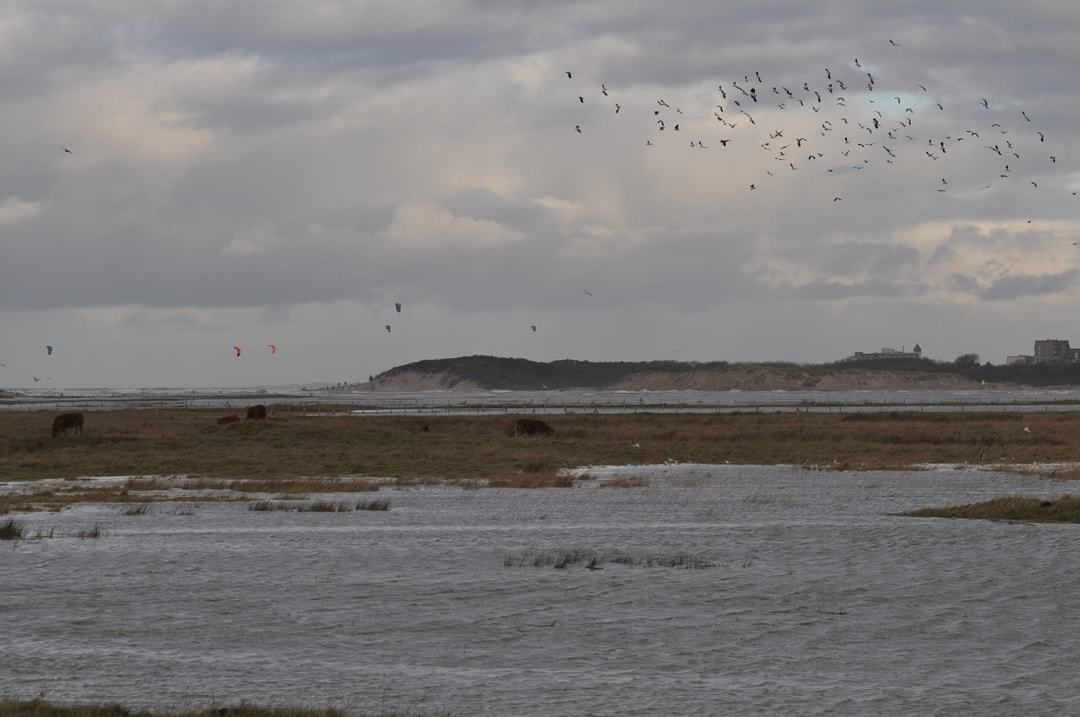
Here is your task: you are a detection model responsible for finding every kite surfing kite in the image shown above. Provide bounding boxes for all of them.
[268,344,277,355]
[384,324,392,333]
[395,302,402,313]
[45,345,53,355]
[233,346,242,358]
[530,325,537,332]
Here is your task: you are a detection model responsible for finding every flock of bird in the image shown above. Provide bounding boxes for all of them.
[7,40,1074,387]
[565,41,1073,212]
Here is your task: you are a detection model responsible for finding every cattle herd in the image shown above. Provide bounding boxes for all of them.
[50,406,555,438]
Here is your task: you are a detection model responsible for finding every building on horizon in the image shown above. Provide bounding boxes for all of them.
[1009,338,1080,365]
[842,344,922,362]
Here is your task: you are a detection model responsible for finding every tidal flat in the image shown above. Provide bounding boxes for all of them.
[4,463,1080,715]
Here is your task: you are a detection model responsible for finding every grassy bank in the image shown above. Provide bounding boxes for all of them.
[0,700,331,716]
[903,495,1080,522]
[0,700,449,717]
[3,409,1080,492]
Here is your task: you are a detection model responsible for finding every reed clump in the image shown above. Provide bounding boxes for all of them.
[904,495,1080,522]
[76,524,103,539]
[505,548,714,569]
[0,517,25,540]
[248,499,390,512]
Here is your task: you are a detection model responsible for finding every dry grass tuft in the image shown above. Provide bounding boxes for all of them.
[489,473,576,489]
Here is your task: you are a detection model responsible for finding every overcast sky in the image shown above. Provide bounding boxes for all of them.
[2,1,1080,388]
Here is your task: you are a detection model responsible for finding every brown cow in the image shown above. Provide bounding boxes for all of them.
[51,412,84,438]
[217,414,242,425]
[514,418,555,436]
[245,404,267,421]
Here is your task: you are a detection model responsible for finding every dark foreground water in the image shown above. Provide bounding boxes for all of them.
[3,465,1079,715]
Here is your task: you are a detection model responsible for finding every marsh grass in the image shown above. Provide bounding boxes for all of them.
[7,409,1080,502]
[505,548,714,569]
[0,489,244,516]
[125,477,381,493]
[122,503,151,516]
[903,495,1080,523]
[0,517,25,540]
[598,477,649,488]
[249,499,390,512]
[743,494,797,507]
[76,524,103,539]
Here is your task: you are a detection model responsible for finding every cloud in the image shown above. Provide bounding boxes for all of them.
[0,196,42,224]
[384,198,528,250]
[222,222,285,256]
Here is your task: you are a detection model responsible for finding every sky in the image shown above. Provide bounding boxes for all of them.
[3,1,1080,388]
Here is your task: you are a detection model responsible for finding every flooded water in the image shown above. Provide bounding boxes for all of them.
[2,465,1078,715]
[7,386,1080,415]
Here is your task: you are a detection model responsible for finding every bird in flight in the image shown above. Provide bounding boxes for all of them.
[889,39,900,46]
[565,71,572,79]
[581,289,595,298]
[61,147,73,155]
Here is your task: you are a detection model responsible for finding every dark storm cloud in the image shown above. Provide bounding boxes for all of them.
[975,269,1078,301]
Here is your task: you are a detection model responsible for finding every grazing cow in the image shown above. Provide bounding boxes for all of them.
[514,418,555,436]
[51,412,84,438]
[217,414,242,425]
[245,404,267,421]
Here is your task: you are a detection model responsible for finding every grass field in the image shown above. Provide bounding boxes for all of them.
[2,409,1079,511]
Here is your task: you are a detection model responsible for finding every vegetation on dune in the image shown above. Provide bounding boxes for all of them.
[372,355,738,390]
[369,354,1080,390]
[4,409,1080,510]
[904,495,1080,523]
